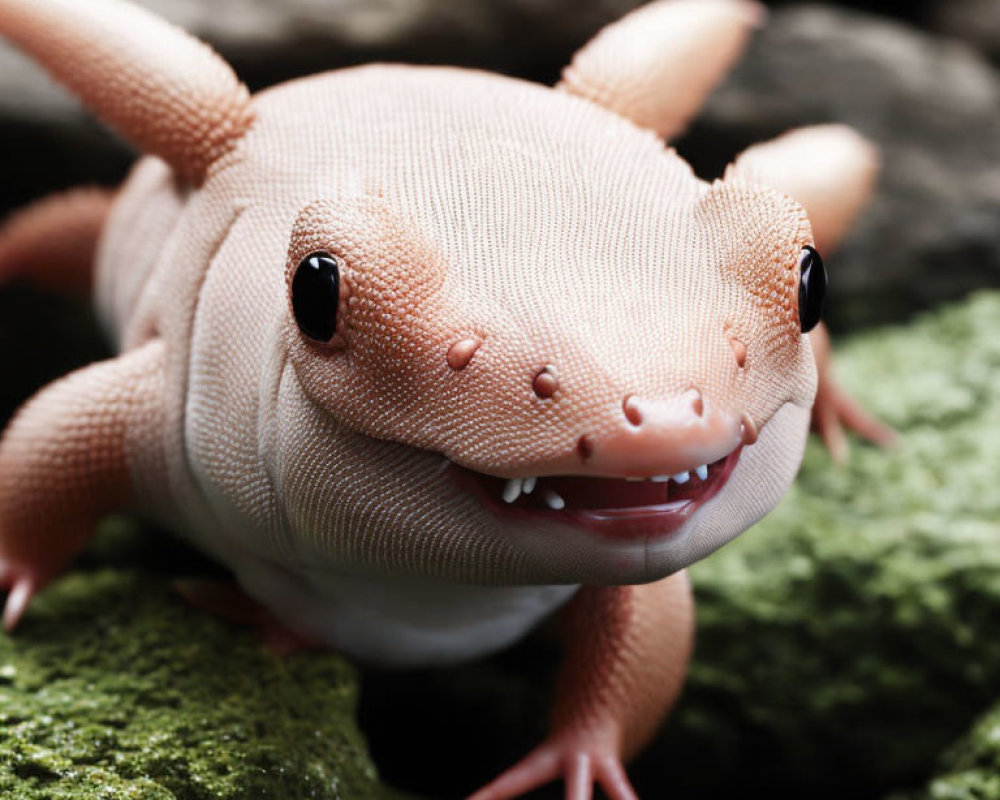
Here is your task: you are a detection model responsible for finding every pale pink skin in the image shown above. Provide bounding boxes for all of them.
[0,1,894,798]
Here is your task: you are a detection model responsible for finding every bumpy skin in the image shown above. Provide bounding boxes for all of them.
[0,0,893,797]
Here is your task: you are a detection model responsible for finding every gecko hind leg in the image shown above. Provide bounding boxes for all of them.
[0,339,165,631]
[0,186,115,296]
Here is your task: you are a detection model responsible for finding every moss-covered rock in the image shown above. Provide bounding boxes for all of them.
[0,565,394,799]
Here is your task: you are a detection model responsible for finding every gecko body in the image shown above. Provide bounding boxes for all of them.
[98,65,813,665]
[0,1,893,797]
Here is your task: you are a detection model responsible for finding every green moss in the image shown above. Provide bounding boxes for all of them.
[0,568,394,799]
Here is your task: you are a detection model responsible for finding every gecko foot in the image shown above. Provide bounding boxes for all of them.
[809,323,898,463]
[467,735,638,800]
[0,559,45,633]
[812,378,899,464]
[173,578,321,656]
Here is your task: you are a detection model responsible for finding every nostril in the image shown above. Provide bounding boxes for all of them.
[730,337,748,369]
[622,395,643,427]
[576,435,593,461]
[689,388,704,417]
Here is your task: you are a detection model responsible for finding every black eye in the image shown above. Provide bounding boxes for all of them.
[798,245,826,333]
[292,252,341,342]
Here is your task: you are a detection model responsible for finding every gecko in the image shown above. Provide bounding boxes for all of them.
[0,0,895,797]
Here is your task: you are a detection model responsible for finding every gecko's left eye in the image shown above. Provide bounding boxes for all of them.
[292,252,341,342]
[798,245,826,333]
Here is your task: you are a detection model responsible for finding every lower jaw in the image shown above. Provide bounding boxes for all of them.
[564,502,699,540]
[450,448,742,542]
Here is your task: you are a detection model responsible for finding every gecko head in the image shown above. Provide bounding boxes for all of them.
[26,0,815,585]
[263,66,821,585]
[1,0,827,586]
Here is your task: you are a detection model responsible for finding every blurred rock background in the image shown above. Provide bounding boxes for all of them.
[0,1,998,799]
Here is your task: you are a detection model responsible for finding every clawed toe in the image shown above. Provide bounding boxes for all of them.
[0,561,41,632]
[467,736,639,800]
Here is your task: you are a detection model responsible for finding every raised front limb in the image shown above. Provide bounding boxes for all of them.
[0,339,165,630]
[470,572,694,800]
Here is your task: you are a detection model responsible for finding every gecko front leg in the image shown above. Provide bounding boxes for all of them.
[470,574,694,800]
[0,339,166,630]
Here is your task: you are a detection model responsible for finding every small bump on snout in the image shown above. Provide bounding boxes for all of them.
[690,388,705,417]
[740,413,759,445]
[447,339,480,371]
[622,395,643,427]
[730,337,748,369]
[532,367,558,399]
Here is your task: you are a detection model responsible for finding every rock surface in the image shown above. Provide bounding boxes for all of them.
[933,0,1000,62]
[0,555,397,800]
[681,5,1000,331]
[361,291,1000,800]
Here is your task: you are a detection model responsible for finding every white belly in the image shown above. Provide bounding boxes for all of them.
[229,551,579,668]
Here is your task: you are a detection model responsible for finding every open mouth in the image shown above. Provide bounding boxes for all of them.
[449,446,743,540]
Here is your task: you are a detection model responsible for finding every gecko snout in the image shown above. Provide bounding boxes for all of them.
[579,389,743,478]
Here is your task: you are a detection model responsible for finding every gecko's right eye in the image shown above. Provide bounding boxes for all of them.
[797,246,826,333]
[292,252,341,342]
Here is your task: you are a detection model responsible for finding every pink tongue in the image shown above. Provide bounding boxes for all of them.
[539,476,702,510]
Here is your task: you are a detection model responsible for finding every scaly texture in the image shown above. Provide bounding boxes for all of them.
[0,340,166,629]
[728,125,881,256]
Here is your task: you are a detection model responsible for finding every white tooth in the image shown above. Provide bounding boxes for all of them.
[503,478,522,504]
[650,475,670,483]
[672,471,690,484]
[544,490,565,511]
[695,464,709,481]
[522,477,537,494]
